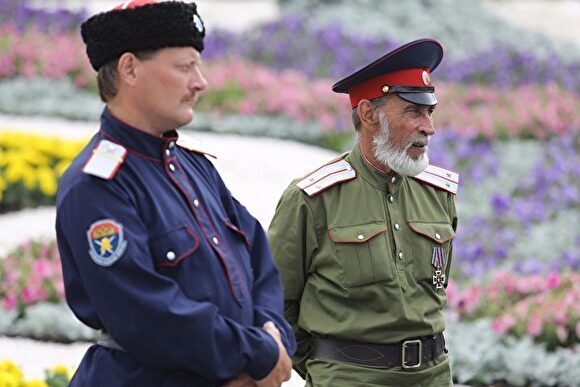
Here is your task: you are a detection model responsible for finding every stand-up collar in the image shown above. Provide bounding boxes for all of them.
[346,144,401,192]
[99,108,178,160]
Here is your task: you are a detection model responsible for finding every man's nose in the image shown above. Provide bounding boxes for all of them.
[421,116,435,136]
[190,70,208,92]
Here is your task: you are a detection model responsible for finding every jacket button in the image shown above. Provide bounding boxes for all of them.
[165,149,171,157]
[166,251,176,261]
[394,223,400,231]
[435,233,441,240]
[357,234,364,240]
[388,195,394,203]
[212,237,219,245]
[168,141,175,148]
[398,251,404,259]
[168,163,176,172]
[193,199,199,208]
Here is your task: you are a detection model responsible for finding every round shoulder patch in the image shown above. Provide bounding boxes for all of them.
[87,219,128,267]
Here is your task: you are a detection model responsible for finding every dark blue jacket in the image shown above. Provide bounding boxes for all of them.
[56,109,296,386]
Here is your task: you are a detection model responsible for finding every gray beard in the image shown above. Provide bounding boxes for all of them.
[372,111,429,176]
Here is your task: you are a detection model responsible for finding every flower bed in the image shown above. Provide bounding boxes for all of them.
[2,72,578,141]
[447,272,580,350]
[0,359,72,387]
[0,131,87,213]
[0,24,94,88]
[0,0,85,32]
[430,132,580,279]
[203,15,580,93]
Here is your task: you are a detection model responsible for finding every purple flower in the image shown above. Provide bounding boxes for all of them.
[491,194,511,215]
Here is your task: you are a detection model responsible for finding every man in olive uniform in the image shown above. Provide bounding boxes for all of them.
[268,39,458,386]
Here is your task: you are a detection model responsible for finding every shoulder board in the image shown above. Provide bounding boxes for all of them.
[83,140,127,180]
[412,165,459,195]
[176,132,217,159]
[296,158,356,197]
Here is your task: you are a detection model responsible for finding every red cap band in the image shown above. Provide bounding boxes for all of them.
[114,0,157,10]
[348,68,432,109]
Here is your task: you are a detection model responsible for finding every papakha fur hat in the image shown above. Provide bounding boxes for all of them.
[81,0,205,71]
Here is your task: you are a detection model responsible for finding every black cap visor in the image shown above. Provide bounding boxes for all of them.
[396,91,437,106]
[387,86,437,106]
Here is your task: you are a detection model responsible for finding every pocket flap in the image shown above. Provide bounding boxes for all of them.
[407,221,455,244]
[150,225,199,267]
[328,222,388,243]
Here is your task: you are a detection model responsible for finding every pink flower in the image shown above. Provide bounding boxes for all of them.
[546,273,561,289]
[32,258,54,278]
[21,285,49,305]
[527,314,543,337]
[2,294,17,310]
[492,315,517,334]
[556,325,569,344]
[463,286,480,313]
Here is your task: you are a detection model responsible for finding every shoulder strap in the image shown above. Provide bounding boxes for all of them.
[412,164,459,195]
[297,158,356,197]
[176,132,217,159]
[83,140,127,180]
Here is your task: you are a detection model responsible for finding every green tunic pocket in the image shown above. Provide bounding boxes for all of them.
[407,221,455,285]
[328,222,394,289]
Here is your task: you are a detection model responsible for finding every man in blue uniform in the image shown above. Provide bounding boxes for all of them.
[55,1,295,386]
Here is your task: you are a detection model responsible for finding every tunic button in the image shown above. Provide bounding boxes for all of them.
[435,233,441,240]
[391,176,396,183]
[394,223,400,231]
[166,251,176,261]
[193,199,199,208]
[168,163,176,172]
[212,236,219,245]
[168,141,175,149]
[398,251,404,259]
[165,149,171,157]
[357,234,365,240]
[388,195,394,203]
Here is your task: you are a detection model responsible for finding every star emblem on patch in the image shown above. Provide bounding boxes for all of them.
[87,219,127,267]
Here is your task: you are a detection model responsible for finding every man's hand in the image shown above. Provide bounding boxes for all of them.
[222,373,257,387]
[256,321,292,387]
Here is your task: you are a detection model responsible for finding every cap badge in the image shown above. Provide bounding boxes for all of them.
[381,85,390,93]
[193,14,204,33]
[421,70,431,86]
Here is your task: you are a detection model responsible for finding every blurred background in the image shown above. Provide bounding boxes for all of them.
[0,0,578,386]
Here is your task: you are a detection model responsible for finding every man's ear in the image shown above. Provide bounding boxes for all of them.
[357,99,379,129]
[117,53,140,86]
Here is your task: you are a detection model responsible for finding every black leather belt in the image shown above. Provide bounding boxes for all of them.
[312,332,446,369]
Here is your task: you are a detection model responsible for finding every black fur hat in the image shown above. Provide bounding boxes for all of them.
[81,0,205,71]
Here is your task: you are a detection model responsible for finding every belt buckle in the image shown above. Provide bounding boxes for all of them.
[401,339,422,369]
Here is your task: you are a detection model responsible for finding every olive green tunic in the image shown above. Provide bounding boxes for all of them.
[268,145,457,386]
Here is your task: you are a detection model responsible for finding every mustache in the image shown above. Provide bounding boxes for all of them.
[181,94,198,104]
[406,135,430,148]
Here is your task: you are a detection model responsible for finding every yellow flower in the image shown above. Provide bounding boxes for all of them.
[0,371,21,387]
[0,361,23,386]
[4,158,33,186]
[37,167,57,196]
[49,364,69,375]
[24,378,48,387]
[0,360,22,379]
